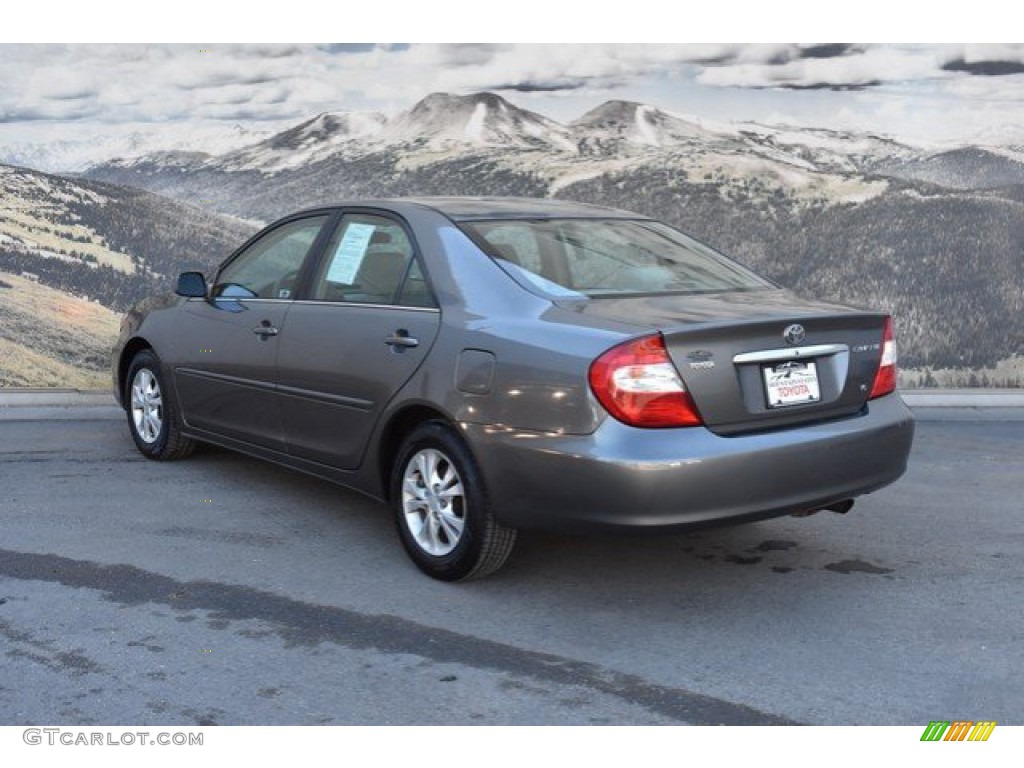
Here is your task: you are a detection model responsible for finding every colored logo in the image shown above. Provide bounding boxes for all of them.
[920,721,996,742]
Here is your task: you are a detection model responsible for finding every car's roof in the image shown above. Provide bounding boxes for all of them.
[297,197,648,222]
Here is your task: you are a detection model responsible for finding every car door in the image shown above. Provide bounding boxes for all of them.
[276,211,441,469]
[172,213,332,450]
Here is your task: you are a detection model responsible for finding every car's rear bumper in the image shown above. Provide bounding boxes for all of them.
[463,393,915,533]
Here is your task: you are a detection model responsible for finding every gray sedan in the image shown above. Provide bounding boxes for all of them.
[112,197,914,580]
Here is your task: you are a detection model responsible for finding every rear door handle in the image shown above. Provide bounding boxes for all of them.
[385,330,419,349]
[253,321,279,339]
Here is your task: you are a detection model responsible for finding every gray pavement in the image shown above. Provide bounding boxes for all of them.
[0,407,1022,725]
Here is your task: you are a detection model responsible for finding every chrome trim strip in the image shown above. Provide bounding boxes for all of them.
[188,297,292,304]
[293,301,440,312]
[733,343,848,364]
[188,297,440,312]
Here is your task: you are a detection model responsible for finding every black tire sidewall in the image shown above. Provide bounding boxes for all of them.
[391,422,489,581]
[125,350,171,458]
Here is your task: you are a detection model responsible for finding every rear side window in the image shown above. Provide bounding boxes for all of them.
[461,218,771,298]
[465,222,543,274]
[312,214,435,307]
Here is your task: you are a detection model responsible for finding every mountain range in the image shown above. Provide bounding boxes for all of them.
[2,91,1022,385]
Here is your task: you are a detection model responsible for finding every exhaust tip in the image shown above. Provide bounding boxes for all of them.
[825,499,855,515]
[791,499,855,518]
[790,508,821,518]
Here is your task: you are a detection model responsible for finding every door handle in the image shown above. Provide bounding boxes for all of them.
[385,330,419,349]
[253,321,279,339]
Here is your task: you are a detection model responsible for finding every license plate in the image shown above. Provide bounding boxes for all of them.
[763,360,821,408]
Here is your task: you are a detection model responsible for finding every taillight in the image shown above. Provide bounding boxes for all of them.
[869,316,897,399]
[588,333,703,428]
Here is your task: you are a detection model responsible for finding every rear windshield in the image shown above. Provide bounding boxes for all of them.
[460,218,772,299]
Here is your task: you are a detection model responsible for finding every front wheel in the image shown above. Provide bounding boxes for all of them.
[124,349,195,460]
[391,421,516,581]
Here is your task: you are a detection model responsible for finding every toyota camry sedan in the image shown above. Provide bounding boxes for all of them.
[112,197,915,580]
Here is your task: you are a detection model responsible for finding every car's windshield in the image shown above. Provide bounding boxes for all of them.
[460,218,772,299]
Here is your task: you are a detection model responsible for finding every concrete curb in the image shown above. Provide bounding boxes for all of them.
[899,389,1024,408]
[0,389,117,407]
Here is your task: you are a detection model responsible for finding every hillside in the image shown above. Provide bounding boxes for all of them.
[0,271,119,388]
[563,171,1024,370]
[0,164,255,310]
[0,164,256,386]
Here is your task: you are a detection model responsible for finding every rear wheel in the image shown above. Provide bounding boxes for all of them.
[125,349,195,460]
[391,421,516,581]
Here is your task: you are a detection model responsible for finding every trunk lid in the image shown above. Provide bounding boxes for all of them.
[562,289,890,435]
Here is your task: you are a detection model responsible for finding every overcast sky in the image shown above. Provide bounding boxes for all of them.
[2,43,1024,146]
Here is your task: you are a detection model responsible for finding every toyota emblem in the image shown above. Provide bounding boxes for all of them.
[783,324,805,345]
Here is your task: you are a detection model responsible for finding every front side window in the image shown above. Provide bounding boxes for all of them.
[215,216,328,299]
[460,218,772,299]
[312,214,434,306]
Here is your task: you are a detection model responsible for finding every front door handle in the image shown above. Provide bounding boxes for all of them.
[385,330,419,349]
[253,321,279,339]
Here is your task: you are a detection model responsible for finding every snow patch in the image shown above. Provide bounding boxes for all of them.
[465,103,488,144]
[634,105,660,147]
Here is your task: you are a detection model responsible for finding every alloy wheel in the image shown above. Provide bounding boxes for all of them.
[130,368,163,444]
[401,448,466,556]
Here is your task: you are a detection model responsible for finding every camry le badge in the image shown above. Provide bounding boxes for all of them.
[783,324,806,345]
[686,349,715,370]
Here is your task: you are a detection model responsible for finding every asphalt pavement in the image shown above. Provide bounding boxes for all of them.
[0,403,1021,725]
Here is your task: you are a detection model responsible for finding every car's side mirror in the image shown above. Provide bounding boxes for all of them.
[175,271,207,298]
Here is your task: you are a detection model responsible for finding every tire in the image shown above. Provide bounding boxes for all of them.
[124,349,195,461]
[391,421,516,581]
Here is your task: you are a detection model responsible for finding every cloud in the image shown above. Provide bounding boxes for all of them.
[434,44,507,68]
[943,59,1024,76]
[2,43,1024,146]
[0,43,955,127]
[695,45,939,90]
[796,44,862,60]
[0,44,369,124]
[410,44,706,98]
[776,80,882,92]
[690,44,1024,92]
[319,43,409,55]
[485,79,589,93]
[937,44,1024,78]
[319,44,378,54]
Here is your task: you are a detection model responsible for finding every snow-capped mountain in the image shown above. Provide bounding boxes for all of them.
[86,90,1024,224]
[89,93,581,177]
[385,92,576,152]
[0,122,283,174]
[218,111,388,173]
[220,91,579,162]
[213,92,579,173]
[572,100,713,152]
[86,91,929,196]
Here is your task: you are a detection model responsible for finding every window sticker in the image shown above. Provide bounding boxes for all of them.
[326,222,376,284]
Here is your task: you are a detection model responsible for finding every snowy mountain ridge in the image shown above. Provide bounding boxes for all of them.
[4,91,981,177]
[0,121,284,174]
